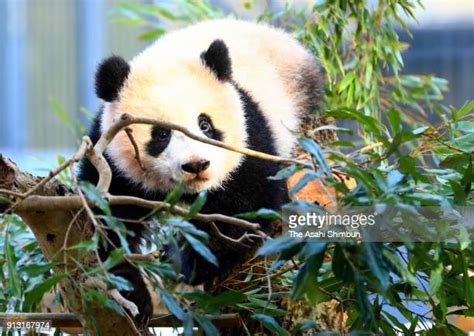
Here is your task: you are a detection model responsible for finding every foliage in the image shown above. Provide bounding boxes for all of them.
[1,0,473,335]
[0,215,55,313]
[108,0,473,334]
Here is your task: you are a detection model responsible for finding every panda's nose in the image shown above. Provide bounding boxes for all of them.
[181,160,210,174]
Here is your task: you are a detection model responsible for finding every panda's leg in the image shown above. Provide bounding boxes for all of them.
[110,262,153,327]
[98,228,153,327]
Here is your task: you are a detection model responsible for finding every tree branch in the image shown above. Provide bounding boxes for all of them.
[1,194,263,234]
[98,113,310,169]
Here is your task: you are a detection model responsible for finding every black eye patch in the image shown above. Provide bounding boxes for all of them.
[198,113,223,141]
[146,126,171,157]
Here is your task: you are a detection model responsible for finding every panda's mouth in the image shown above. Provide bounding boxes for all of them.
[181,172,210,190]
[184,174,209,183]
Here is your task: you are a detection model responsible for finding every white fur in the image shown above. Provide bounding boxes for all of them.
[101,19,317,193]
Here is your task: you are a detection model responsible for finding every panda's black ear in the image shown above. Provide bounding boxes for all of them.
[95,56,130,102]
[201,39,232,82]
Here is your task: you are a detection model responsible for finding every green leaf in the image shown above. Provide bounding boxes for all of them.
[382,249,416,284]
[80,181,111,215]
[298,138,332,177]
[440,154,470,169]
[429,262,443,295]
[453,100,474,121]
[69,236,99,252]
[158,288,187,321]
[298,242,326,259]
[19,263,55,278]
[268,164,302,180]
[252,314,290,336]
[292,252,325,303]
[387,108,401,134]
[449,180,466,205]
[49,97,76,134]
[182,232,218,266]
[399,156,416,175]
[164,182,184,205]
[85,288,124,316]
[412,126,430,135]
[102,248,125,271]
[108,275,132,291]
[4,224,22,298]
[237,208,281,220]
[338,72,355,93]
[461,158,472,196]
[461,250,474,308]
[193,291,245,312]
[186,191,207,219]
[387,170,404,188]
[290,319,317,335]
[195,315,220,336]
[258,236,301,256]
[289,170,318,197]
[326,109,386,137]
[171,220,209,241]
[24,274,67,309]
[354,274,373,322]
[138,28,166,41]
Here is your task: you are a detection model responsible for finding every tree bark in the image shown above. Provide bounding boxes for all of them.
[0,155,141,335]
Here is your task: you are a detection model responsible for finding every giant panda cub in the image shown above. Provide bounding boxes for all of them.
[79,19,324,323]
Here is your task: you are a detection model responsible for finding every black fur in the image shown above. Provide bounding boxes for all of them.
[199,113,223,141]
[78,85,287,325]
[179,86,288,285]
[78,113,156,324]
[95,56,130,102]
[200,40,232,81]
[146,126,172,157]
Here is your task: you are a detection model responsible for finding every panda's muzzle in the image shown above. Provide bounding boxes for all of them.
[181,160,210,175]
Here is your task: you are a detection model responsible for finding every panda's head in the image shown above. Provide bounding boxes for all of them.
[96,40,247,194]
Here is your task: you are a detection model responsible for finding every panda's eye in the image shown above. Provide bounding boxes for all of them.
[153,128,171,141]
[200,121,212,134]
[198,114,214,138]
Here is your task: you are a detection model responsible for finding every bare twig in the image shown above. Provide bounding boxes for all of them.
[84,140,113,193]
[124,127,146,171]
[348,142,384,157]
[28,139,88,194]
[6,138,90,211]
[209,222,265,247]
[108,195,262,232]
[69,165,111,275]
[264,256,272,312]
[62,207,85,268]
[0,189,24,198]
[113,250,162,268]
[97,113,310,169]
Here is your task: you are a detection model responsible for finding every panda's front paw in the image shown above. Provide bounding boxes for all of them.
[123,285,153,327]
[111,263,153,328]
